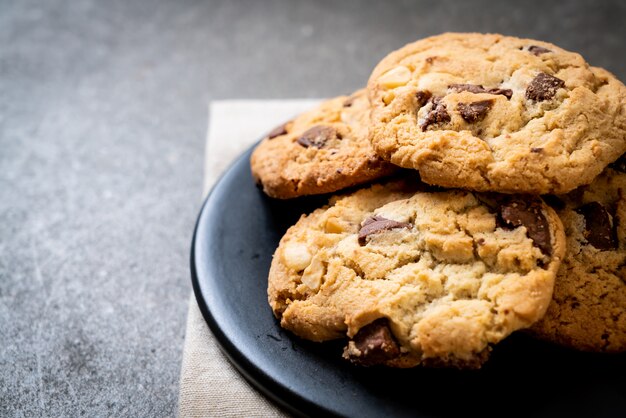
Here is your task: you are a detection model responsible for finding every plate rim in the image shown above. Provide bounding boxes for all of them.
[189,142,626,418]
[190,144,338,417]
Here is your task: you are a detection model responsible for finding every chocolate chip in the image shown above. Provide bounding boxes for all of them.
[297,125,338,148]
[528,45,552,56]
[457,100,494,123]
[487,88,513,100]
[525,72,565,102]
[419,97,450,131]
[448,84,513,99]
[449,83,488,94]
[609,154,626,173]
[499,197,552,255]
[358,216,411,245]
[531,147,543,153]
[348,318,400,366]
[415,90,432,108]
[267,123,288,139]
[577,202,617,250]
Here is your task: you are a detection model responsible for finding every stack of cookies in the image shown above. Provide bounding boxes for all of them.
[250,33,626,368]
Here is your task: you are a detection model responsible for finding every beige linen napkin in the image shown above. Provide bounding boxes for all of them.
[178,99,322,418]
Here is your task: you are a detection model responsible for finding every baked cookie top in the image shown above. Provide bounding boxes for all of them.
[250,90,396,199]
[530,162,626,352]
[368,33,626,194]
[268,180,566,368]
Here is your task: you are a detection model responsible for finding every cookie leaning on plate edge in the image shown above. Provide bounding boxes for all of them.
[267,179,566,369]
[367,32,626,194]
[250,89,397,199]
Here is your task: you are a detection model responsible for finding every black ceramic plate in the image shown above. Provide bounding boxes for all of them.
[191,143,626,418]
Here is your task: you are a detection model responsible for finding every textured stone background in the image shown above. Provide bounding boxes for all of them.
[1,0,624,416]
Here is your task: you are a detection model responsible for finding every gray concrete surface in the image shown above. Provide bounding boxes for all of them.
[0,0,624,416]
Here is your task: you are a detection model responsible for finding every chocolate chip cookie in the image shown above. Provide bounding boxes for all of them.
[267,180,566,368]
[530,162,626,352]
[250,90,397,199]
[368,33,626,194]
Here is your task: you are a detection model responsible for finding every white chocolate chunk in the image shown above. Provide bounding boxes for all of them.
[282,242,312,271]
[378,66,411,88]
[301,255,325,290]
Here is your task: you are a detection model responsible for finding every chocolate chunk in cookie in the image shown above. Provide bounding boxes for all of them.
[267,122,288,139]
[346,318,400,366]
[577,202,617,250]
[458,100,494,123]
[500,197,552,255]
[449,83,487,94]
[525,72,565,101]
[419,97,451,131]
[358,216,412,245]
[448,84,513,99]
[297,125,339,148]
[415,90,432,108]
[487,88,513,100]
[528,45,552,55]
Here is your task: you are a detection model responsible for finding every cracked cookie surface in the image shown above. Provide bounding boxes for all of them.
[250,89,396,199]
[530,164,626,352]
[368,33,626,194]
[267,180,566,368]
